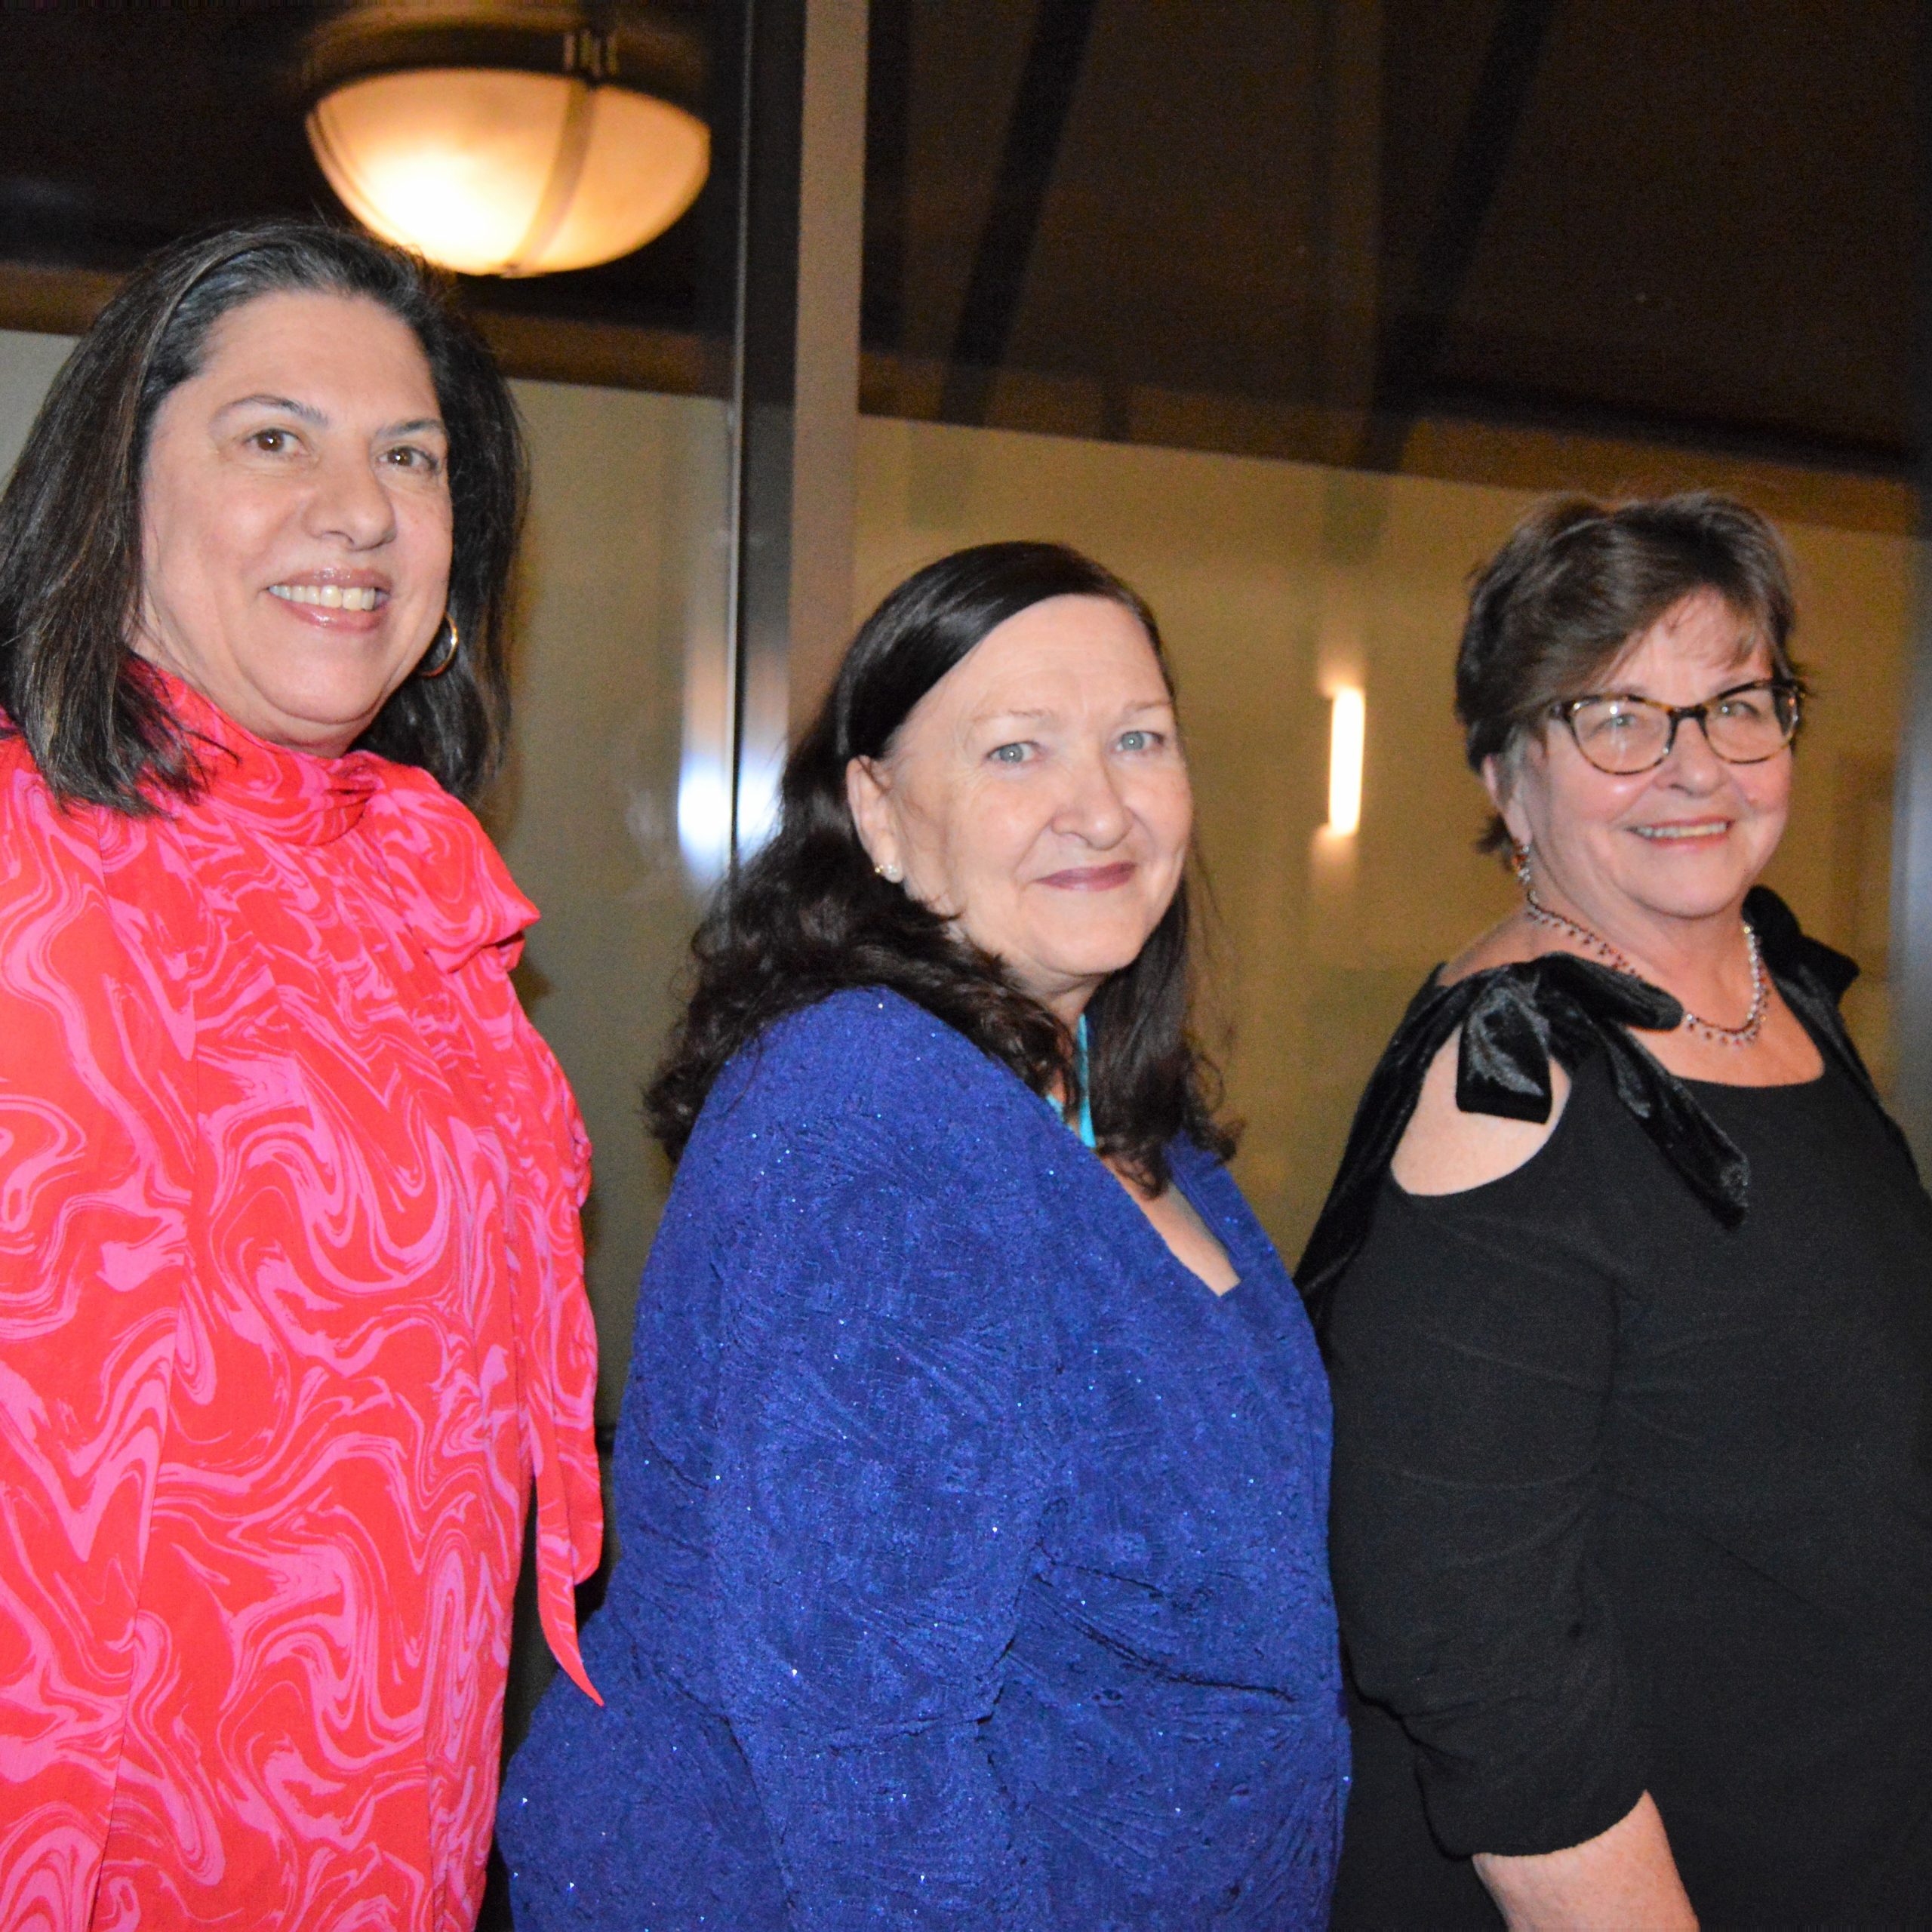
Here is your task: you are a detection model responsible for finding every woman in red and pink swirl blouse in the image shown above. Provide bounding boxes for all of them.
[0,221,601,1930]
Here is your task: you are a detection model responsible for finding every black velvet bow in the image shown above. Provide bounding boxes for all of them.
[1294,888,1900,1334]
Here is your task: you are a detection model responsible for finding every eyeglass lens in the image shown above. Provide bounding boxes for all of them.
[1567,685,1797,774]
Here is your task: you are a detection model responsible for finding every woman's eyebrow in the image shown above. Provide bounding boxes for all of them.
[214,392,325,425]
[209,398,446,441]
[1598,672,1771,703]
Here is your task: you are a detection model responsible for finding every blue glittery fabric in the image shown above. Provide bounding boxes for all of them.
[500,989,1347,1928]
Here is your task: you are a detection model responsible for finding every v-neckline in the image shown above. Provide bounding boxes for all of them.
[1073,1134,1246,1300]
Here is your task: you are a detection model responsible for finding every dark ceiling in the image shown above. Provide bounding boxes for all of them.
[0,1,1918,479]
[1381,0,1915,468]
[862,0,1920,476]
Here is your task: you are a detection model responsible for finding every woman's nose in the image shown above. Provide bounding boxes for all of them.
[1057,746,1132,843]
[304,449,397,549]
[1659,711,1727,786]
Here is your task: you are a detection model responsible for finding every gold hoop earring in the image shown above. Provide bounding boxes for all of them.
[417,615,460,680]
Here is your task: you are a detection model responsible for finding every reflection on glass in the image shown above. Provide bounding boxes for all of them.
[677,751,733,884]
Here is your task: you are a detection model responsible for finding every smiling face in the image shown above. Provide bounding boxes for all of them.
[135,288,454,756]
[847,594,1193,1022]
[1488,588,1792,933]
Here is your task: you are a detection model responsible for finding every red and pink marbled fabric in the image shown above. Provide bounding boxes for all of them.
[0,675,601,1930]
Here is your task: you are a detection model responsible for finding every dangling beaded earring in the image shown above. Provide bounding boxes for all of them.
[416,614,460,680]
[1511,838,1534,891]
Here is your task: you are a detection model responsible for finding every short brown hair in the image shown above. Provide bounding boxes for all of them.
[1456,491,1801,853]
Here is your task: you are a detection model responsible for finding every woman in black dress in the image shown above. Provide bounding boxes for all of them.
[1303,492,1932,1928]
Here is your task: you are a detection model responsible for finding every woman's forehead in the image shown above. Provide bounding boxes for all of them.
[931,598,1164,712]
[180,291,441,437]
[1599,591,1770,691]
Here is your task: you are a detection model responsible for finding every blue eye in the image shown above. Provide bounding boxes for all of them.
[989,743,1031,765]
[1118,729,1154,752]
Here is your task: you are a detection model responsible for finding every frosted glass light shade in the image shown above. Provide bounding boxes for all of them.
[1327,688,1365,837]
[307,67,709,276]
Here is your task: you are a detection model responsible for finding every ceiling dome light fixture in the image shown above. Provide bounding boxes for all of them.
[303,3,708,278]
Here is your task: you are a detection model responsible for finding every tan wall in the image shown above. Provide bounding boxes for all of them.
[855,418,1916,1260]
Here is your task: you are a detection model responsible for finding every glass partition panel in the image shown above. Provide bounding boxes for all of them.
[494,379,729,1417]
[0,332,67,463]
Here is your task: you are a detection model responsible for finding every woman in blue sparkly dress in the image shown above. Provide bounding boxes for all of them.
[500,541,1347,1928]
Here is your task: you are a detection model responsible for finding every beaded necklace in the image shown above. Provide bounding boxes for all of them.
[1523,888,1769,1048]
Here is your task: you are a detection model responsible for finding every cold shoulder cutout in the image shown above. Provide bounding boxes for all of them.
[1390,1032,1573,1198]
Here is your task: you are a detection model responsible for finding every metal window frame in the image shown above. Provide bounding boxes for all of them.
[722,0,868,862]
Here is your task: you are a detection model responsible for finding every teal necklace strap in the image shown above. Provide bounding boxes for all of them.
[1069,1014,1097,1149]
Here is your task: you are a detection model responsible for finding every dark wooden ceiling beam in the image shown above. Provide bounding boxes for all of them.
[1357,0,1560,472]
[939,0,1099,427]
[859,0,910,350]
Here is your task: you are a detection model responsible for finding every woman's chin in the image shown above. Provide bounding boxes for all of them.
[230,665,404,752]
[1623,872,1761,924]
[1021,940,1158,998]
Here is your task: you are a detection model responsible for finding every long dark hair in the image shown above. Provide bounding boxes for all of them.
[0,218,526,811]
[648,540,1234,1189]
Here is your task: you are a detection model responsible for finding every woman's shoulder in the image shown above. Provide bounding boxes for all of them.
[1333,937,1592,1201]
[736,987,1032,1110]
[360,761,540,972]
[662,992,1064,1309]
[1295,948,1655,1318]
[0,729,118,900]
[0,733,201,1093]
[1390,1026,1576,1196]
[688,989,1057,1189]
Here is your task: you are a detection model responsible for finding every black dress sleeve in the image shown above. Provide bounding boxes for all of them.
[1323,1068,1651,1859]
[1295,954,1745,1331]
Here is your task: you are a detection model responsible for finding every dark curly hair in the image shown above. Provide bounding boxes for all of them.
[0,217,525,812]
[647,540,1235,1190]
[1457,491,1801,856]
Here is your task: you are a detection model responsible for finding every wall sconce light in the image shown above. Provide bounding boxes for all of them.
[1327,687,1365,836]
[303,5,709,278]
